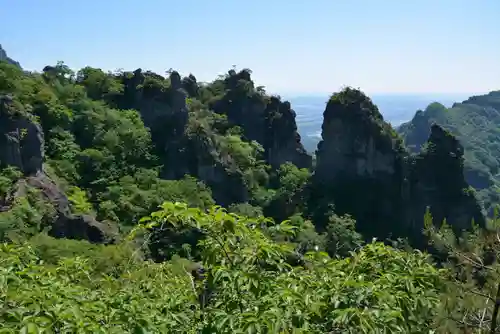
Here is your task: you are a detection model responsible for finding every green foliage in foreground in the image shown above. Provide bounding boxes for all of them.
[0,202,445,333]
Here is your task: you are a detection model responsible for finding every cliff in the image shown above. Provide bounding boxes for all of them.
[0,44,21,68]
[107,68,311,206]
[109,69,252,205]
[398,91,500,214]
[313,87,407,238]
[408,124,485,237]
[0,58,487,249]
[313,87,485,244]
[210,69,312,170]
[0,93,117,243]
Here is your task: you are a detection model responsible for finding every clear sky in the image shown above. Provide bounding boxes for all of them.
[1,0,499,95]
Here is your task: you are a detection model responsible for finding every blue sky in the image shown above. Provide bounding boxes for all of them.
[1,0,499,95]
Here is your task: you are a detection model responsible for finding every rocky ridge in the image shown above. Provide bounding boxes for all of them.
[313,87,485,245]
[111,68,311,205]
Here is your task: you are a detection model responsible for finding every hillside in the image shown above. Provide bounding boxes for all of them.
[0,54,497,332]
[398,91,500,214]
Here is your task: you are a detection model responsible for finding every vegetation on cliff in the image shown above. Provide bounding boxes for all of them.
[0,54,498,333]
[312,88,484,247]
[399,91,500,214]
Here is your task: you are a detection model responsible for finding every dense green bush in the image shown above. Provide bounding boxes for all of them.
[0,202,446,333]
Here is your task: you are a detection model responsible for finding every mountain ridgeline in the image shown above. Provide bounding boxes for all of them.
[0,55,486,249]
[3,49,500,332]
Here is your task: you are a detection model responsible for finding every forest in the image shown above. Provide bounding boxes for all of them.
[1,48,500,333]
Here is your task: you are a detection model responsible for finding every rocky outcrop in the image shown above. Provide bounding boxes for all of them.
[315,88,405,181]
[313,87,485,244]
[114,69,247,205]
[0,95,44,175]
[0,95,117,243]
[211,69,312,169]
[264,97,312,169]
[397,102,448,154]
[313,87,407,238]
[114,68,311,205]
[0,44,21,67]
[398,95,500,215]
[117,69,188,129]
[160,128,250,206]
[408,124,485,236]
[26,173,118,243]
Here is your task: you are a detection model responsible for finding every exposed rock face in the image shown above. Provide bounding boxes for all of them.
[315,88,404,181]
[115,68,311,205]
[0,45,21,67]
[313,88,407,238]
[398,96,500,215]
[26,171,118,244]
[408,124,485,234]
[211,69,312,169]
[28,175,115,243]
[313,87,485,244]
[115,69,248,205]
[163,129,250,206]
[51,214,117,243]
[0,95,44,175]
[117,69,188,129]
[0,95,117,243]
[264,97,312,169]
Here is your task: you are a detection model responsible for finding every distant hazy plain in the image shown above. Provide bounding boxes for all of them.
[287,94,474,152]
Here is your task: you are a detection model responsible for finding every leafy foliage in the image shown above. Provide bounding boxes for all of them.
[0,56,497,332]
[425,208,500,333]
[0,202,445,333]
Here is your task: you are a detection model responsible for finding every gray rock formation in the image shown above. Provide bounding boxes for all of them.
[313,87,485,244]
[408,124,485,234]
[0,95,117,243]
[264,97,312,169]
[0,44,21,67]
[211,69,312,170]
[0,95,44,175]
[26,173,118,243]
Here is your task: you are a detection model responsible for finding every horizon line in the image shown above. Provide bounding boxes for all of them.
[282,91,491,97]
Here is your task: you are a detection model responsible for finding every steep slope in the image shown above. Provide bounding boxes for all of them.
[105,67,311,206]
[109,68,251,206]
[312,87,484,245]
[0,45,21,67]
[209,69,312,170]
[398,91,500,213]
[312,87,407,238]
[408,124,485,238]
[0,93,117,243]
[0,60,314,242]
[0,61,216,244]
